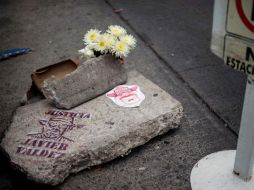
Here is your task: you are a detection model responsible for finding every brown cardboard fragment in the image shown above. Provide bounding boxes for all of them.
[31,58,80,90]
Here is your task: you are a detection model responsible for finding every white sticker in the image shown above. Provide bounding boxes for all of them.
[106,85,145,108]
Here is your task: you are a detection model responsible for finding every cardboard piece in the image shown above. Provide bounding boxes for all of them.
[31,58,80,90]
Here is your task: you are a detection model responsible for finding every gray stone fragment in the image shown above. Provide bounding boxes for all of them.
[41,54,127,109]
[1,72,183,185]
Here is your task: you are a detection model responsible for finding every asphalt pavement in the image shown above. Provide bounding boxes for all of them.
[0,0,242,189]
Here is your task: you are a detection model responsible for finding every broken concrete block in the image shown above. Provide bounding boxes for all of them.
[41,54,127,109]
[1,71,183,185]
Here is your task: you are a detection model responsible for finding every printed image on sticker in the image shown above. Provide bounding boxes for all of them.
[106,85,145,108]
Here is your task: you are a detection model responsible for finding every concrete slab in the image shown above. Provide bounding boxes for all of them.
[1,72,183,185]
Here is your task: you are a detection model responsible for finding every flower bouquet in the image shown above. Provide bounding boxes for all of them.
[79,25,136,64]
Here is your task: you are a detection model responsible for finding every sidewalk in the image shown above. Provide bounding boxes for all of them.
[0,0,238,189]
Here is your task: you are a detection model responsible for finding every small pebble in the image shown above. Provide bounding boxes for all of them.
[155,145,160,149]
[138,167,146,171]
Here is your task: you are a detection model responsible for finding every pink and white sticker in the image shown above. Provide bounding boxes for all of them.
[106,85,145,108]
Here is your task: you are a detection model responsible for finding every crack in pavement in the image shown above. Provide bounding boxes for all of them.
[179,64,217,73]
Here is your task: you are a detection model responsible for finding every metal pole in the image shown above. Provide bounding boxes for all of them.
[234,80,254,181]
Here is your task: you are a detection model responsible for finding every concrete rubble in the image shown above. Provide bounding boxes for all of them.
[41,54,127,109]
[1,71,183,185]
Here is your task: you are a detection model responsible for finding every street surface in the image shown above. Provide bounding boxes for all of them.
[0,0,243,189]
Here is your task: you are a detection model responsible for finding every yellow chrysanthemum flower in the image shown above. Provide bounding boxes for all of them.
[93,35,107,53]
[107,25,126,37]
[112,40,130,58]
[103,33,116,50]
[83,29,101,45]
[120,34,136,48]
